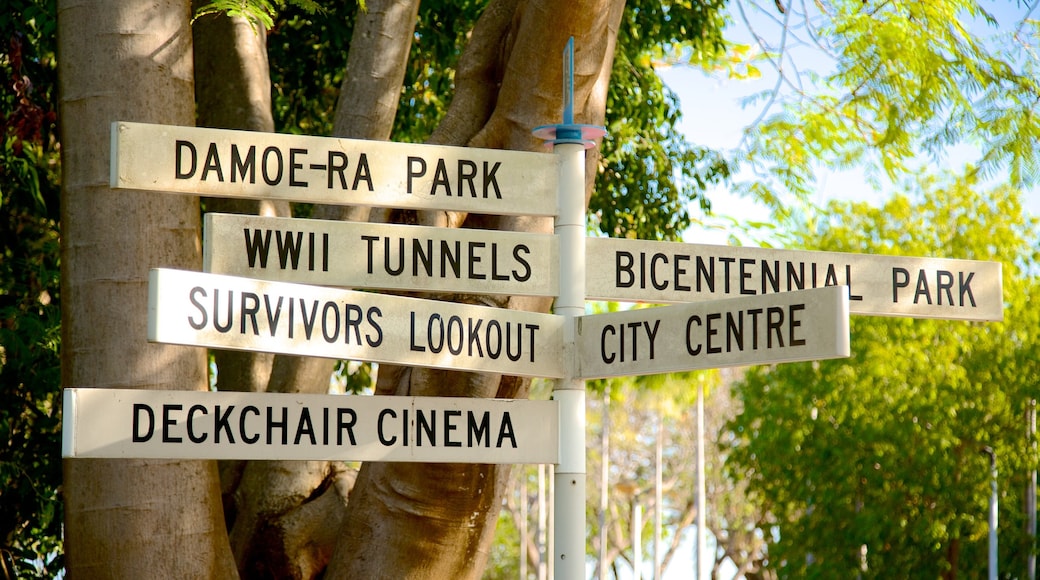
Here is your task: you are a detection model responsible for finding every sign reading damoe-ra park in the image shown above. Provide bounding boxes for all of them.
[586,237,1003,321]
[203,213,559,297]
[576,285,850,379]
[148,268,565,378]
[111,122,560,216]
[62,388,558,464]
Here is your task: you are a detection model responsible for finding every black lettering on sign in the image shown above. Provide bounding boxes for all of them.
[406,156,503,198]
[173,140,376,191]
[684,304,805,357]
[162,404,182,443]
[614,250,865,300]
[129,402,361,448]
[360,234,533,283]
[893,268,977,307]
[240,406,260,444]
[187,404,208,443]
[184,285,383,345]
[132,403,154,442]
[598,319,661,364]
[409,312,541,363]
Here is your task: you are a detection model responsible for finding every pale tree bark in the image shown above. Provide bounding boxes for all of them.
[325,0,625,577]
[59,0,625,575]
[191,12,289,537]
[58,0,238,576]
[190,1,422,577]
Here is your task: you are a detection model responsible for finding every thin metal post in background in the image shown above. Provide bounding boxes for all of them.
[599,387,611,580]
[696,380,708,579]
[982,446,998,580]
[521,470,529,580]
[1029,400,1037,580]
[548,464,555,580]
[538,464,547,580]
[633,497,643,580]
[654,411,663,580]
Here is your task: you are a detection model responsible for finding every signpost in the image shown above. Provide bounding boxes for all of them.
[203,212,559,297]
[576,285,850,379]
[72,39,1006,579]
[62,388,558,464]
[111,121,560,216]
[586,237,1003,321]
[147,268,566,379]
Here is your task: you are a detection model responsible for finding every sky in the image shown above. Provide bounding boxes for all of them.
[657,0,1040,248]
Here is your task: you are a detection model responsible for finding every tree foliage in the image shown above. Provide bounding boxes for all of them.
[267,0,732,239]
[0,0,62,575]
[728,0,1040,208]
[727,175,1040,577]
[594,0,731,240]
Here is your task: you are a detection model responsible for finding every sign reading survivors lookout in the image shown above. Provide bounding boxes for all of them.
[147,268,566,378]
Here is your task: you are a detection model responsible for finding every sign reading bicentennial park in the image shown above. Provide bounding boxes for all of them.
[147,268,565,378]
[586,237,1003,321]
[62,388,559,464]
[111,122,560,216]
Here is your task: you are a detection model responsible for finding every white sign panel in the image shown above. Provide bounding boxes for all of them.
[148,268,565,378]
[586,237,1002,321]
[203,213,559,297]
[111,122,560,216]
[62,388,559,464]
[576,285,850,379]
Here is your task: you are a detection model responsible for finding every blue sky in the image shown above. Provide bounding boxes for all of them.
[658,0,1040,247]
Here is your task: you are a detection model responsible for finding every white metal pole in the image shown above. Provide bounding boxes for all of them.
[552,137,587,580]
[534,37,605,580]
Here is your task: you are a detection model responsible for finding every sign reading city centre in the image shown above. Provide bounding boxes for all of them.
[576,285,850,379]
[111,122,560,216]
[62,388,558,464]
[148,268,565,378]
[204,213,559,297]
[586,237,1003,321]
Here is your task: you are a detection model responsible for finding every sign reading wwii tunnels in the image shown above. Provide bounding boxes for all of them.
[61,388,558,464]
[586,237,1003,321]
[147,268,565,379]
[110,122,560,216]
[203,213,559,297]
[576,285,851,379]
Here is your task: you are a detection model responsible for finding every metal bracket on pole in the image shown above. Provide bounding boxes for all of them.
[534,36,606,580]
[533,37,608,148]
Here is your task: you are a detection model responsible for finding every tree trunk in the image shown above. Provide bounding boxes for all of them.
[59,0,625,575]
[325,0,625,577]
[191,1,422,577]
[58,0,238,576]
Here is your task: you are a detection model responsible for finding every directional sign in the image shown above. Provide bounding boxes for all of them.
[62,388,559,464]
[111,122,560,216]
[148,268,565,378]
[576,285,850,379]
[586,237,1002,321]
[203,213,559,297]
